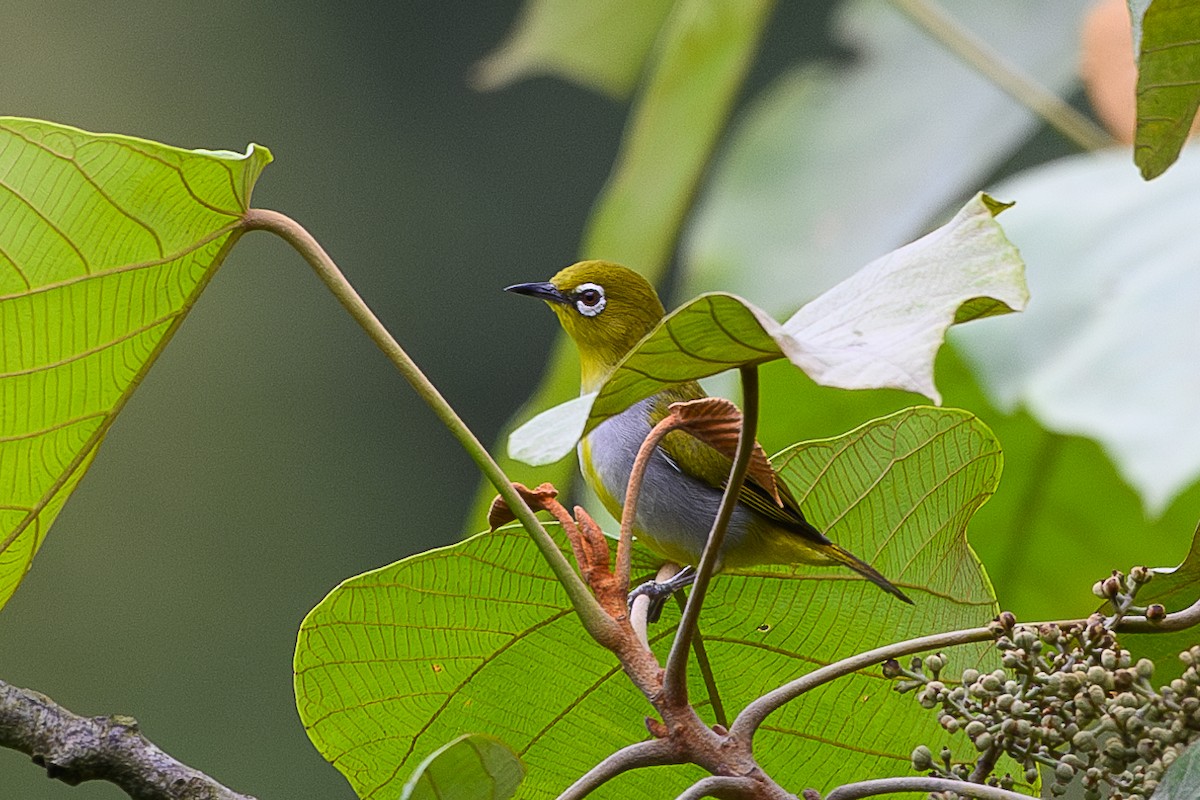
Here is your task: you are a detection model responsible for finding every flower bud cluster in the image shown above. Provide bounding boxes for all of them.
[888,568,1198,800]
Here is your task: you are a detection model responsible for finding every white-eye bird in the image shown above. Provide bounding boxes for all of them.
[506,260,913,609]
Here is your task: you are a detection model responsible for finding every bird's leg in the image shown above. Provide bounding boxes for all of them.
[628,565,696,624]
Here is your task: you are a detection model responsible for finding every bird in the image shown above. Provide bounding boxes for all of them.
[506,260,913,613]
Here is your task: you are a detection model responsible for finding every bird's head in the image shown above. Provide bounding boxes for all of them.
[506,260,666,391]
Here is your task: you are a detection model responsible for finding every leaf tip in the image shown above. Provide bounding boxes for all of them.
[980,194,1015,216]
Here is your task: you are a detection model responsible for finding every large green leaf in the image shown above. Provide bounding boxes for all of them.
[296,407,1002,798]
[750,348,1200,625]
[0,118,270,612]
[953,145,1200,514]
[683,0,1090,312]
[472,0,675,98]
[401,734,525,800]
[468,0,775,529]
[1131,0,1200,179]
[508,193,1025,466]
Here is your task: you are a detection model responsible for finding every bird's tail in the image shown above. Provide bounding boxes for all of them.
[825,543,913,604]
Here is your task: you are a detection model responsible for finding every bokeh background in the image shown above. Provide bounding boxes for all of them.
[1,1,1197,799]
[0,2,838,797]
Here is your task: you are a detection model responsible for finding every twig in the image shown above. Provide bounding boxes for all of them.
[0,678,254,800]
[617,416,681,593]
[889,0,1115,152]
[675,592,728,730]
[241,209,619,648]
[730,596,1200,741]
[675,775,761,800]
[823,775,1032,800]
[555,738,681,800]
[968,743,1001,784]
[663,366,760,708]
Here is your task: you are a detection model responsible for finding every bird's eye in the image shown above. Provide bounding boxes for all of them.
[573,283,606,317]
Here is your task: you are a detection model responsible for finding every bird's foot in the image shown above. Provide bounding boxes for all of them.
[627,565,697,624]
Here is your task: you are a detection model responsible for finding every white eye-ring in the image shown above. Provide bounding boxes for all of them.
[574,283,606,317]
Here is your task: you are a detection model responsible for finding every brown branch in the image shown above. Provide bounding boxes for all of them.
[0,677,254,800]
[616,415,679,593]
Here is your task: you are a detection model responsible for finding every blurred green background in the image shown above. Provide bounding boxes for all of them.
[0,2,836,797]
[3,1,1198,798]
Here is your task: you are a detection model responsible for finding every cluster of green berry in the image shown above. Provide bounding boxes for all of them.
[885,568,1198,800]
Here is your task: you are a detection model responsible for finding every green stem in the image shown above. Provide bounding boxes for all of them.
[674,593,728,729]
[662,366,760,707]
[889,0,1115,152]
[242,209,619,645]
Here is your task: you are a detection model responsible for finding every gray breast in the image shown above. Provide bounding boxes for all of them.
[581,397,754,567]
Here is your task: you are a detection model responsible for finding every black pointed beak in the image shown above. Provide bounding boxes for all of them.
[504,281,569,305]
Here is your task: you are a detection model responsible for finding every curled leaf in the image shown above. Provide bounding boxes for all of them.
[487,482,558,531]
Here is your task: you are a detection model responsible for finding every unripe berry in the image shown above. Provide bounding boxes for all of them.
[911,745,933,771]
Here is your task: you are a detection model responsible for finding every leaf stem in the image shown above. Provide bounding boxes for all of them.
[617,416,680,593]
[888,0,1115,151]
[242,209,619,645]
[674,775,762,800]
[729,596,1200,742]
[823,776,1032,800]
[663,366,760,707]
[674,593,728,729]
[554,738,682,800]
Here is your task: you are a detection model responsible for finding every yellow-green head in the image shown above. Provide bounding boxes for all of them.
[506,260,666,391]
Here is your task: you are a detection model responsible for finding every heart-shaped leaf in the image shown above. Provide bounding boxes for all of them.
[296,407,1002,798]
[400,734,525,800]
[0,118,270,612]
[508,193,1026,466]
[1131,0,1200,179]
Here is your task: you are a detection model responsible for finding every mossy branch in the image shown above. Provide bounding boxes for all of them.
[0,678,254,800]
